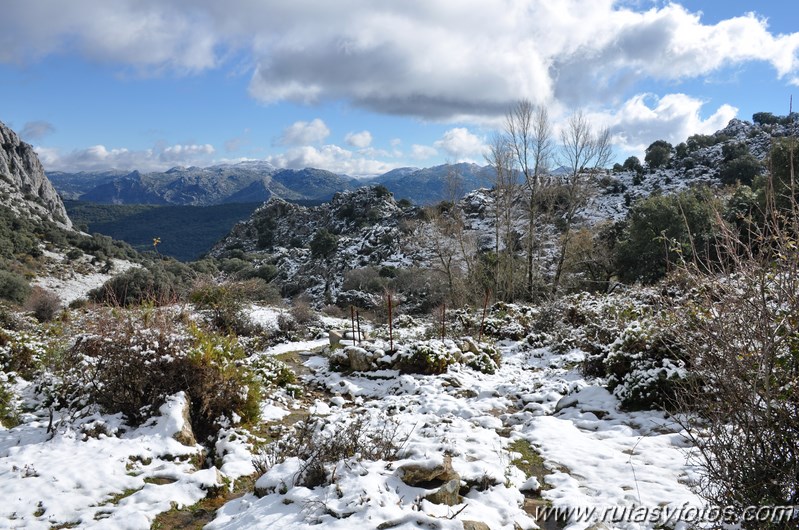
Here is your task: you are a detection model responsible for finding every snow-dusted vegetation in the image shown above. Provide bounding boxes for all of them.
[1,113,798,529]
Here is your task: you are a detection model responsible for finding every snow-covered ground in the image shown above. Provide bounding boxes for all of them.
[208,334,701,530]
[0,392,232,529]
[0,306,702,530]
[33,252,136,304]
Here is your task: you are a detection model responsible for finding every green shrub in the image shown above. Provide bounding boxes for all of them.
[644,140,672,168]
[0,270,31,304]
[343,267,387,293]
[184,325,262,435]
[615,188,720,283]
[189,281,257,335]
[373,185,391,198]
[752,112,780,125]
[309,229,337,260]
[719,154,762,186]
[90,260,194,306]
[189,259,219,275]
[218,257,251,274]
[243,264,278,283]
[622,156,644,175]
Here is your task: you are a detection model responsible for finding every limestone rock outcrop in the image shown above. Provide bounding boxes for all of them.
[0,120,72,229]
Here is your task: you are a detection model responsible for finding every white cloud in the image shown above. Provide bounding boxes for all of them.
[0,1,219,73]
[36,142,218,172]
[266,144,397,177]
[433,128,486,161]
[591,93,739,154]
[159,143,214,162]
[344,130,372,148]
[410,144,437,160]
[37,136,396,176]
[277,118,330,146]
[2,2,796,120]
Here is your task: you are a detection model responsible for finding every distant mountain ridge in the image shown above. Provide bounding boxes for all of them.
[49,163,358,206]
[48,161,496,206]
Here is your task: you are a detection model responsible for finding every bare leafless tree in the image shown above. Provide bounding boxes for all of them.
[552,111,611,294]
[484,133,519,300]
[424,201,479,307]
[505,99,554,298]
[443,160,464,206]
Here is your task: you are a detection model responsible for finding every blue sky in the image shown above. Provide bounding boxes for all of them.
[1,0,797,176]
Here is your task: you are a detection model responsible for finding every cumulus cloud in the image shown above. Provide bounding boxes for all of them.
[433,128,486,161]
[0,1,219,73]
[592,93,739,154]
[36,134,395,176]
[159,143,214,161]
[344,130,373,148]
[243,1,799,119]
[36,142,218,172]
[2,1,796,120]
[277,118,330,146]
[266,144,397,176]
[20,120,55,141]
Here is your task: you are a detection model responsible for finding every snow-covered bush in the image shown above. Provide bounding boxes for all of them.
[249,355,297,390]
[0,327,47,378]
[0,372,15,426]
[54,308,262,442]
[462,342,501,375]
[526,289,693,410]
[481,302,538,340]
[253,412,404,491]
[393,339,460,375]
[0,311,54,426]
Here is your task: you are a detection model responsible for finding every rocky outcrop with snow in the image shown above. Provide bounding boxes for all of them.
[213,186,420,303]
[0,120,72,229]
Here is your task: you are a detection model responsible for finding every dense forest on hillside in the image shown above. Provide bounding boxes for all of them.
[65,201,262,261]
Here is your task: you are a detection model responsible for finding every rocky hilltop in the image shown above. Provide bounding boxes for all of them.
[212,115,799,309]
[212,186,423,306]
[0,121,71,229]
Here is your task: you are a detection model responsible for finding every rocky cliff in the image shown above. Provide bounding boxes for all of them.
[0,120,72,229]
